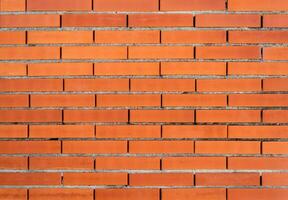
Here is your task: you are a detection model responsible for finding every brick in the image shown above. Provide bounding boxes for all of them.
[94,62,159,76]
[96,125,161,138]
[263,78,288,91]
[0,189,27,200]
[229,94,288,107]
[0,32,25,44]
[228,189,288,200]
[196,14,260,27]
[97,94,161,107]
[162,157,226,169]
[228,126,288,139]
[130,110,195,123]
[0,125,27,138]
[264,15,288,27]
[131,79,195,92]
[129,46,194,59]
[263,142,288,154]
[263,110,288,123]
[28,31,93,44]
[94,0,158,11]
[263,173,288,186]
[264,47,288,60]
[229,157,288,170]
[65,79,129,91]
[28,63,93,76]
[0,0,25,11]
[162,188,226,200]
[31,94,95,107]
[96,157,160,170]
[129,14,193,27]
[0,110,62,122]
[27,0,92,11]
[161,0,225,11]
[62,14,126,27]
[197,79,261,92]
[163,94,227,107]
[64,110,128,122]
[62,46,127,59]
[0,47,60,60]
[162,125,227,138]
[29,189,93,200]
[30,157,94,170]
[196,173,260,186]
[29,125,95,138]
[0,63,26,76]
[130,173,193,186]
[161,62,226,75]
[228,62,288,75]
[228,0,288,11]
[0,157,27,169]
[195,141,260,154]
[95,189,159,200]
[0,141,61,154]
[0,15,60,27]
[63,141,127,154]
[95,30,159,44]
[196,110,261,123]
[196,46,261,59]
[229,31,288,43]
[0,173,61,185]
[0,95,29,107]
[64,173,127,186]
[129,141,194,153]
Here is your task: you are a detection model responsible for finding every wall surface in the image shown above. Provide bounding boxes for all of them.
[0,0,288,199]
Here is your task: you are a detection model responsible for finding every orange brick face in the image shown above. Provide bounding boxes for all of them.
[0,0,287,199]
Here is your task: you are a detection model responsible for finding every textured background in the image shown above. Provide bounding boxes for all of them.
[0,0,288,199]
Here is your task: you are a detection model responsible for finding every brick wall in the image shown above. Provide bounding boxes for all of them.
[0,0,288,199]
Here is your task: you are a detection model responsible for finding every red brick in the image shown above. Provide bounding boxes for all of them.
[27,0,92,11]
[94,0,158,11]
[64,173,127,186]
[65,79,129,91]
[64,110,128,122]
[95,189,159,200]
[197,79,261,92]
[30,157,94,170]
[162,188,226,200]
[162,125,227,138]
[196,14,260,27]
[0,63,26,76]
[263,110,288,123]
[229,31,288,43]
[62,46,127,59]
[0,110,62,122]
[129,14,193,27]
[195,141,260,154]
[29,189,93,200]
[263,173,288,186]
[29,125,95,138]
[130,173,194,186]
[96,157,160,170]
[0,189,27,200]
[228,189,288,200]
[0,95,29,107]
[0,141,61,154]
[162,157,226,169]
[0,32,25,44]
[63,141,127,154]
[264,47,288,60]
[161,62,226,75]
[0,0,25,11]
[129,141,194,153]
[228,0,288,11]
[263,142,288,154]
[28,63,93,76]
[196,46,261,59]
[196,173,260,186]
[0,15,60,27]
[161,0,225,11]
[94,62,159,76]
[263,78,288,91]
[62,14,126,27]
[0,173,61,185]
[264,15,288,27]
[0,125,27,138]
[0,157,27,169]
[131,79,195,92]
[130,110,195,123]
[96,125,161,138]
